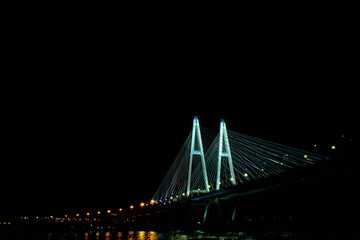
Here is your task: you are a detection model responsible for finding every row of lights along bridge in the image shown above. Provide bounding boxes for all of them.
[15,199,166,222]
[12,143,340,222]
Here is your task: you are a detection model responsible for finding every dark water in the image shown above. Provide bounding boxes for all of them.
[1,230,357,240]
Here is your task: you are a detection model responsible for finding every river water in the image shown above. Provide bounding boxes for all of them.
[2,230,356,240]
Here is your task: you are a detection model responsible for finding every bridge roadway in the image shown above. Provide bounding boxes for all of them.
[4,159,353,233]
[114,162,336,230]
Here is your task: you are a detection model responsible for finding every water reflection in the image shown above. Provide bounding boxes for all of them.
[105,231,111,240]
[125,231,157,240]
[54,231,159,240]
[1,229,337,239]
[43,231,256,239]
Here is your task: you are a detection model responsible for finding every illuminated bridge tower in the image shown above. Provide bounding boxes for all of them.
[216,119,237,190]
[186,116,210,197]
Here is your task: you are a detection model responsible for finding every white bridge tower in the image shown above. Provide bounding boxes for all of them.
[186,116,210,196]
[216,119,237,190]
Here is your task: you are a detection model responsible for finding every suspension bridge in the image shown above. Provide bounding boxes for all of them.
[5,117,354,233]
[153,116,328,204]
[102,116,330,229]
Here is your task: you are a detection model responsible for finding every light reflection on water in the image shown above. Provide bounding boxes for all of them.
[58,230,160,240]
[45,231,255,240]
[7,230,342,239]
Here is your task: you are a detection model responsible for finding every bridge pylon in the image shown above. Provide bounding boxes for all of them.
[216,119,237,190]
[186,116,210,197]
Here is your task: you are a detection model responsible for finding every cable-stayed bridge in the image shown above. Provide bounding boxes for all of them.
[10,117,339,231]
[153,116,328,204]
[9,117,352,232]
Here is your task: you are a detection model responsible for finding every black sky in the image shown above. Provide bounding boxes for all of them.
[1,9,357,216]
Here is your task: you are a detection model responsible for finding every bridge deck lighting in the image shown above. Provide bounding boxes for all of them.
[119,208,123,212]
[140,202,145,207]
[107,210,111,214]
[86,212,90,216]
[130,205,134,210]
[150,199,155,204]
[97,211,101,215]
[151,117,330,203]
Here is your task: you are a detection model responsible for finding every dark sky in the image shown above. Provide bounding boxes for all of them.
[2,11,357,216]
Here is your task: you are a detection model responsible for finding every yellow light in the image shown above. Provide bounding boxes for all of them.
[244,173,248,178]
[97,211,101,215]
[119,208,123,212]
[130,205,134,210]
[86,212,90,216]
[140,202,145,207]
[76,214,79,217]
[331,145,336,150]
[107,210,111,214]
[150,199,155,204]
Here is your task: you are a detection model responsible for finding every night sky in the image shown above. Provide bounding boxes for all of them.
[2,11,357,217]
